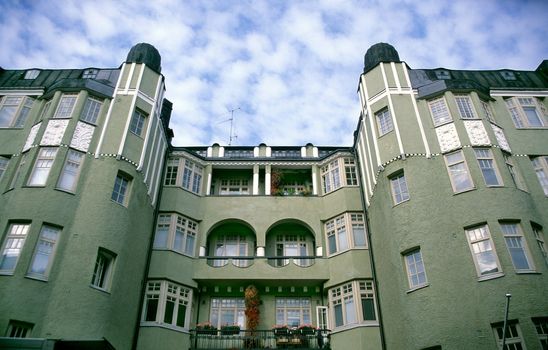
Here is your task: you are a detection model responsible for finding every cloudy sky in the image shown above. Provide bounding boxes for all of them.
[1,0,547,147]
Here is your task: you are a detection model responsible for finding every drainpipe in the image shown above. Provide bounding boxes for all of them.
[131,146,169,350]
[352,146,387,350]
[501,293,511,350]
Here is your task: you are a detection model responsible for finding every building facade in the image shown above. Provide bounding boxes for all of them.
[0,43,546,350]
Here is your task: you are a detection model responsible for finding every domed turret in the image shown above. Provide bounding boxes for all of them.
[126,43,162,73]
[363,42,400,73]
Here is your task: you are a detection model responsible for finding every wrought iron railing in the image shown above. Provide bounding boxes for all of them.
[189,328,331,349]
[204,256,317,268]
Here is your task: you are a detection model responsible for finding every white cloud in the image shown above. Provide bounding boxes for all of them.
[1,0,546,147]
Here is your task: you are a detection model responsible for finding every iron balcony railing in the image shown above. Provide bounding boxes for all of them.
[189,329,331,350]
[204,256,318,268]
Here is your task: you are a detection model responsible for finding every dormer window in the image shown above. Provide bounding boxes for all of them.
[500,70,516,80]
[435,70,451,80]
[24,70,40,80]
[82,69,98,79]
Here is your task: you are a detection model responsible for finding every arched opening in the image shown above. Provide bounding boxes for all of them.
[265,220,316,267]
[206,220,256,268]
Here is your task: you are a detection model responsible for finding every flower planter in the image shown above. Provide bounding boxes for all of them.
[196,329,217,335]
[221,328,240,335]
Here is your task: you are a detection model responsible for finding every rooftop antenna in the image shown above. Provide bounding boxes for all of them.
[227,107,240,146]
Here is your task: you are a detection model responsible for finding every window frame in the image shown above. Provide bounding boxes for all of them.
[275,234,309,267]
[532,317,548,349]
[454,94,477,119]
[505,96,547,128]
[531,156,548,196]
[503,153,527,191]
[152,213,198,257]
[6,320,33,338]
[473,148,503,187]
[56,149,85,192]
[28,147,58,187]
[129,109,147,137]
[480,100,495,123]
[27,225,61,280]
[209,297,245,330]
[53,94,78,119]
[499,222,535,273]
[329,280,377,329]
[321,157,358,195]
[275,297,312,327]
[464,224,503,279]
[491,320,526,350]
[141,280,193,331]
[0,95,34,128]
[375,108,394,136]
[0,223,31,274]
[531,223,548,266]
[444,150,475,193]
[220,178,250,195]
[0,156,9,182]
[213,234,250,267]
[428,96,452,126]
[324,212,367,256]
[80,96,103,125]
[181,159,203,194]
[403,248,428,290]
[389,171,410,205]
[111,172,132,206]
[91,248,116,291]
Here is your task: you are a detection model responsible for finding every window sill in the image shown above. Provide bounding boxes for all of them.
[55,188,76,195]
[433,120,454,128]
[377,130,394,139]
[477,272,505,282]
[25,274,49,282]
[515,270,540,275]
[514,126,548,130]
[79,119,98,126]
[0,271,15,276]
[140,322,189,334]
[460,117,482,121]
[406,283,429,294]
[452,187,476,195]
[90,284,111,294]
[110,199,128,207]
[393,198,410,207]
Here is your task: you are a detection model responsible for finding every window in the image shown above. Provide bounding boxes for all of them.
[481,100,495,123]
[82,69,98,79]
[531,156,548,195]
[0,96,34,128]
[153,213,197,256]
[465,225,501,278]
[210,298,245,330]
[24,69,40,79]
[80,97,102,124]
[492,320,525,350]
[275,234,309,267]
[500,223,534,272]
[111,172,131,205]
[9,154,26,189]
[428,97,452,126]
[325,213,367,255]
[344,158,358,185]
[0,223,30,273]
[322,160,341,194]
[0,156,9,181]
[500,71,517,80]
[129,109,146,136]
[276,298,311,327]
[435,70,451,80]
[164,158,179,186]
[532,317,548,349]
[142,280,192,329]
[474,148,502,186]
[404,249,428,289]
[181,159,202,194]
[5,320,33,338]
[27,225,61,279]
[444,150,474,193]
[213,235,249,267]
[53,94,77,118]
[390,172,410,204]
[57,150,84,192]
[39,100,52,121]
[91,248,116,291]
[455,95,476,119]
[531,224,548,266]
[28,147,58,186]
[329,280,377,328]
[505,97,546,128]
[504,154,526,191]
[375,108,393,136]
[220,179,249,195]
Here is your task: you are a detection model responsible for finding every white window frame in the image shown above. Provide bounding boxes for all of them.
[465,224,502,279]
[80,97,103,124]
[82,69,98,79]
[474,148,503,187]
[403,248,428,289]
[531,156,548,196]
[57,149,85,192]
[329,280,377,329]
[275,297,311,327]
[53,94,78,119]
[28,147,58,186]
[111,172,132,206]
[504,154,527,191]
[492,321,526,350]
[500,222,535,272]
[209,297,245,330]
[321,157,357,194]
[428,96,452,126]
[164,158,179,186]
[531,223,548,266]
[505,96,547,128]
[220,178,249,195]
[27,225,61,279]
[389,172,410,204]
[6,320,33,338]
[444,150,474,193]
[325,213,367,256]
[375,108,393,136]
[142,280,192,331]
[275,234,309,267]
[0,223,31,274]
[344,158,358,186]
[181,159,202,194]
[24,70,40,80]
[0,95,34,128]
[129,109,147,136]
[153,213,197,257]
[91,248,116,291]
[213,235,249,267]
[454,95,477,119]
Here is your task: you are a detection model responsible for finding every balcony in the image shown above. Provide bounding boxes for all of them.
[189,329,331,349]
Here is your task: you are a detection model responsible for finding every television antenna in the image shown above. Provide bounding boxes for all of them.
[219,107,240,145]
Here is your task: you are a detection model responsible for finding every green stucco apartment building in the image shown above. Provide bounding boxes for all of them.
[0,43,546,350]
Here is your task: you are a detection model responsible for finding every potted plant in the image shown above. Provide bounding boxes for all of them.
[272,324,289,336]
[196,322,217,335]
[244,285,260,348]
[298,324,316,335]
[221,324,241,335]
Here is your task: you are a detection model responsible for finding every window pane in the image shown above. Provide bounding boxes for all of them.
[145,298,158,321]
[177,304,186,327]
[334,304,343,327]
[164,299,175,324]
[362,297,376,321]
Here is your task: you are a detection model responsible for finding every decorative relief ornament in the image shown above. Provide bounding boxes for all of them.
[23,122,42,152]
[70,122,95,152]
[492,124,511,153]
[464,120,490,145]
[435,123,461,153]
[40,120,69,146]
